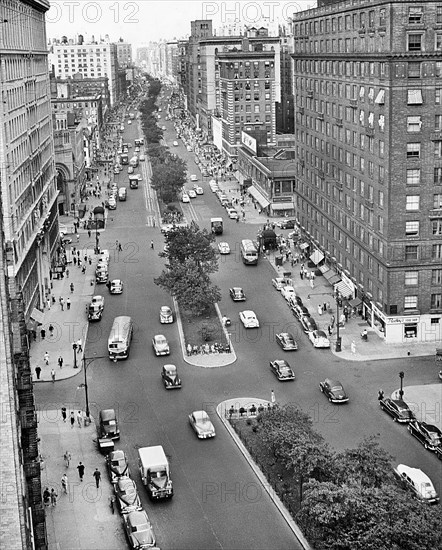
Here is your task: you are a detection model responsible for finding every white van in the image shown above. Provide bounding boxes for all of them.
[108,316,133,360]
[138,446,173,500]
[394,464,439,504]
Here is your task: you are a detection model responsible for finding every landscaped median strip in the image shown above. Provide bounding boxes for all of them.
[217,399,312,550]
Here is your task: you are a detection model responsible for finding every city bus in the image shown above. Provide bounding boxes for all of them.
[108,316,133,360]
[240,239,259,265]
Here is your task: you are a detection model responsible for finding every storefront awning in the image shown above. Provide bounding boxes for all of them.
[309,250,325,265]
[271,202,294,211]
[334,280,353,299]
[323,269,340,283]
[248,186,270,208]
[319,265,330,274]
[30,308,44,324]
[349,297,362,308]
[299,242,309,250]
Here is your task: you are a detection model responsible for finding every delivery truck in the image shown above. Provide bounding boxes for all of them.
[138,445,173,500]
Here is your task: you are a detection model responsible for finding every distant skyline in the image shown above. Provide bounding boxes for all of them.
[46,0,314,47]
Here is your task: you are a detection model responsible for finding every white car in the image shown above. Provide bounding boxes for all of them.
[239,310,260,329]
[190,174,198,181]
[127,166,134,174]
[308,330,331,349]
[226,208,238,220]
[162,126,166,130]
[152,334,170,356]
[210,183,219,192]
[187,145,193,152]
[394,464,439,504]
[182,193,190,203]
[218,242,230,255]
[188,189,197,198]
[195,187,204,195]
[139,154,145,161]
[109,279,124,295]
[281,286,296,302]
[127,119,132,125]
[209,179,217,186]
[173,141,179,146]
[108,197,117,210]
[159,306,174,324]
[188,410,216,439]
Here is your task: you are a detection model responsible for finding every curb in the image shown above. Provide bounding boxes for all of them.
[216,399,312,550]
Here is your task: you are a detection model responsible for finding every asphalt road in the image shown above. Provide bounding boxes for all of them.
[35,100,441,549]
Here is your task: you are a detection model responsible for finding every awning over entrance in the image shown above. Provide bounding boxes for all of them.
[30,308,44,324]
[319,265,329,274]
[248,186,270,208]
[309,250,325,265]
[299,242,309,250]
[334,280,353,299]
[322,268,341,285]
[272,202,294,211]
[349,297,362,308]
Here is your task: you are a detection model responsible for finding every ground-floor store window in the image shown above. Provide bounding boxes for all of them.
[404,323,418,338]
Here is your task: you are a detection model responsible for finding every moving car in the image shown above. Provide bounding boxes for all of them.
[139,154,145,161]
[308,330,331,348]
[300,315,318,333]
[275,332,298,351]
[161,125,166,130]
[379,398,415,423]
[123,509,156,549]
[408,420,442,451]
[190,174,198,181]
[281,285,296,302]
[99,409,120,440]
[291,303,310,320]
[106,450,130,484]
[218,242,230,255]
[394,464,439,504]
[229,287,246,301]
[152,334,170,356]
[88,295,105,321]
[269,360,296,381]
[226,208,239,220]
[173,141,179,146]
[188,410,216,439]
[195,186,204,195]
[95,266,109,284]
[272,277,291,291]
[181,193,190,203]
[209,182,219,192]
[239,310,259,328]
[161,364,182,389]
[109,279,124,294]
[127,166,134,174]
[188,189,197,198]
[159,306,173,324]
[319,379,349,403]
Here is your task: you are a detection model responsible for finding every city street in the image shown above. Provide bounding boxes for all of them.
[35,100,442,549]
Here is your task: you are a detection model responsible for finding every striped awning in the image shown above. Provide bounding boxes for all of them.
[310,250,325,265]
[299,242,309,250]
[319,265,330,274]
[334,280,353,299]
[248,186,270,208]
[272,202,294,211]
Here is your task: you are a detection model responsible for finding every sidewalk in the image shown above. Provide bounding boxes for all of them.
[39,410,125,550]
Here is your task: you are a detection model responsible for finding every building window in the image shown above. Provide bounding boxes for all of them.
[435,141,442,157]
[432,220,442,235]
[435,167,442,184]
[408,62,421,78]
[406,195,420,211]
[408,6,423,23]
[434,194,442,208]
[408,34,423,52]
[406,143,421,158]
[435,115,442,131]
[436,32,442,52]
[407,168,420,184]
[407,116,422,132]
[431,294,442,308]
[405,271,418,285]
[436,89,441,104]
[437,5,442,23]
[432,268,442,284]
[433,244,442,258]
[407,89,423,104]
[404,296,418,310]
[405,245,418,260]
[406,221,419,236]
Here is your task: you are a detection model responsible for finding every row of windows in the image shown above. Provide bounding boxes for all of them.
[403,294,442,310]
[406,194,442,210]
[407,142,442,158]
[405,269,442,286]
[407,168,442,185]
[405,244,442,260]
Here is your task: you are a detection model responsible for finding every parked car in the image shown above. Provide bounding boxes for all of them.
[379,398,416,423]
[181,193,190,203]
[291,303,310,320]
[394,464,439,504]
[408,420,442,451]
[106,450,130,484]
[319,379,349,403]
[269,360,296,381]
[229,287,246,301]
[281,286,296,302]
[122,509,156,549]
[300,316,318,333]
[152,334,170,356]
[226,208,239,220]
[308,330,331,348]
[239,310,260,328]
[272,277,291,291]
[275,332,298,351]
[159,306,173,324]
[173,141,179,146]
[139,154,145,161]
[195,186,204,195]
[99,408,120,440]
[218,242,230,255]
[188,189,197,198]
[108,196,117,210]
[276,219,296,229]
[109,279,124,294]
[88,295,105,321]
[187,145,193,152]
[190,174,197,181]
[128,166,134,174]
[188,410,216,439]
[161,364,182,389]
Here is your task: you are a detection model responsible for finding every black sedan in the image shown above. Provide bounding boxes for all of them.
[408,420,442,451]
[319,378,349,403]
[291,303,309,320]
[270,360,295,381]
[275,332,298,351]
[106,450,131,484]
[161,364,182,389]
[300,315,318,333]
[379,398,415,423]
[229,287,246,301]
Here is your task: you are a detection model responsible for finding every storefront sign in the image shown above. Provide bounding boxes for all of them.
[386,317,420,324]
[241,131,257,154]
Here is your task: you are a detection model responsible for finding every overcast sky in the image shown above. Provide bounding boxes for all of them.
[46,1,314,46]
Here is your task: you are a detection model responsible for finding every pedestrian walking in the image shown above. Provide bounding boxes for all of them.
[51,369,55,382]
[58,356,63,369]
[327,324,333,336]
[82,265,86,274]
[76,233,80,242]
[318,304,323,315]
[44,351,49,365]
[49,324,54,337]
[59,297,64,311]
[51,488,58,506]
[88,229,91,238]
[65,268,69,278]
[61,474,68,494]
[40,328,46,339]
[378,389,384,401]
[35,366,41,380]
[43,487,51,506]
[73,256,77,267]
[66,298,71,310]
[115,240,119,249]
[77,338,82,353]
[46,298,51,310]
[70,411,75,429]
[310,278,314,289]
[70,283,74,293]
[77,462,85,482]
[118,242,122,252]
[150,240,154,249]
[93,468,101,488]
[323,302,327,313]
[78,259,82,268]
[76,410,83,427]
[330,315,335,328]
[109,495,115,514]
[300,270,304,280]
[61,407,67,422]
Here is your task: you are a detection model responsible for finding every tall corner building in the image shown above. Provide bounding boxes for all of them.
[0,0,58,319]
[292,0,442,343]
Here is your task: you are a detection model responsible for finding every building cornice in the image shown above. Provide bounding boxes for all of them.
[22,0,50,12]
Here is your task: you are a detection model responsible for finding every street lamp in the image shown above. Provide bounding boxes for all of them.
[93,206,104,254]
[399,371,405,399]
[80,354,117,421]
[72,342,78,368]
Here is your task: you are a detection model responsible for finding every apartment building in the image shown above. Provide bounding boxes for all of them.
[291,0,442,343]
[116,38,133,67]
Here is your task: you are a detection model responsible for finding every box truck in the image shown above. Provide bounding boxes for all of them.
[138,446,173,500]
